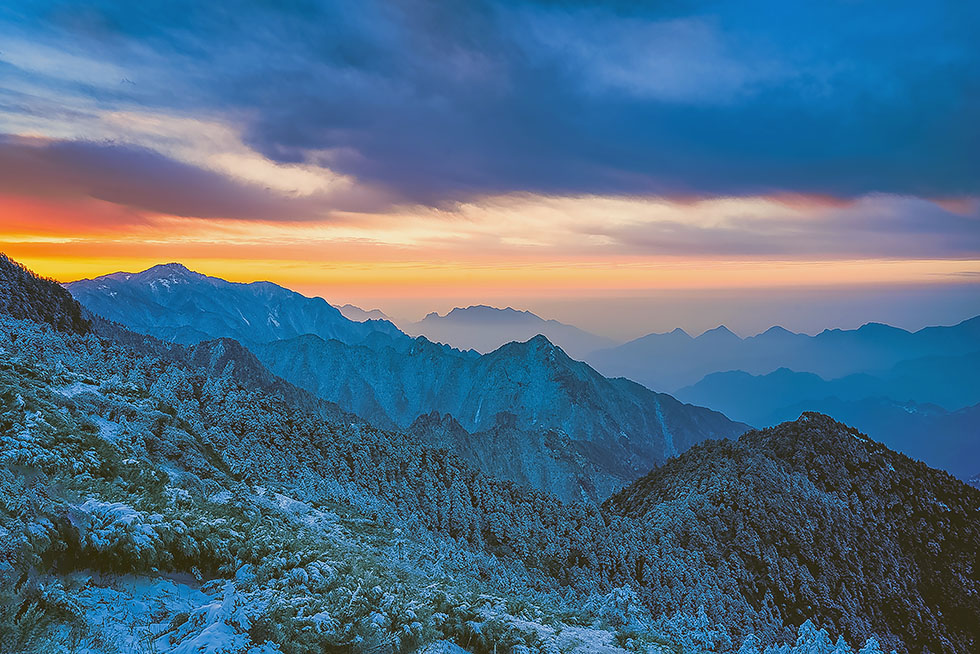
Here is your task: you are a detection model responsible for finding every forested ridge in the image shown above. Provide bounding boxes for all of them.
[0,254,90,334]
[606,414,980,653]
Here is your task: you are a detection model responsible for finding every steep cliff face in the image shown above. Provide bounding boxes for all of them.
[407,411,623,503]
[254,332,748,502]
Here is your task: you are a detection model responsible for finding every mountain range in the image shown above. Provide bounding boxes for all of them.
[587,319,980,392]
[252,333,744,501]
[66,263,746,503]
[677,351,980,418]
[64,264,980,490]
[3,252,979,653]
[404,305,616,360]
[670,351,980,480]
[67,263,404,347]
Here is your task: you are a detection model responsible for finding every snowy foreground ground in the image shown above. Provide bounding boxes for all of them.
[66,573,635,654]
[59,558,889,654]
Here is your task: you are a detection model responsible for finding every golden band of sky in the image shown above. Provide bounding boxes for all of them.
[3,181,979,309]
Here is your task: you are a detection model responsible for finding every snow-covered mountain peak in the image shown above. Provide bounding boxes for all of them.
[138,262,195,279]
[96,262,204,288]
[66,265,407,347]
[146,262,193,275]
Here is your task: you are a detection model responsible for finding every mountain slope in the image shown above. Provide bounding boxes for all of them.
[406,411,620,502]
[0,253,90,334]
[605,413,980,654]
[761,397,980,481]
[253,332,747,502]
[66,263,404,346]
[0,305,638,654]
[406,305,616,360]
[589,318,980,391]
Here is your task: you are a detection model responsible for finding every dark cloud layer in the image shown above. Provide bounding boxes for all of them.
[0,136,324,220]
[2,0,979,202]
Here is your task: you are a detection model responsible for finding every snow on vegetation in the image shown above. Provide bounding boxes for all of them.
[0,312,900,654]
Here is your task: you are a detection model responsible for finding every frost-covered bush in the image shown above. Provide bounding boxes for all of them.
[431,593,545,654]
[0,573,87,652]
[598,586,646,630]
[736,620,888,654]
[154,580,259,653]
[71,499,164,571]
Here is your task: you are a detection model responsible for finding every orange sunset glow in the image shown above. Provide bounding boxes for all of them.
[6,190,980,314]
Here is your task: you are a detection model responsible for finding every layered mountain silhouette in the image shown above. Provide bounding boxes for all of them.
[588,319,980,392]
[677,353,980,418]
[66,263,747,502]
[334,303,392,322]
[671,353,980,479]
[590,319,980,480]
[253,332,744,501]
[405,305,616,360]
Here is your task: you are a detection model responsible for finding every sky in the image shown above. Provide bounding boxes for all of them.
[1,0,978,339]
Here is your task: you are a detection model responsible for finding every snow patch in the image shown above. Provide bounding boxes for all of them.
[55,381,100,398]
[90,415,121,442]
[73,574,283,654]
[73,574,209,654]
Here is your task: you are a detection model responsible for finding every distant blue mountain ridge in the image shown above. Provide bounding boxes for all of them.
[587,317,980,392]
[673,354,980,480]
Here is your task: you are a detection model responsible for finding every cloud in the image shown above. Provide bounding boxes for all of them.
[1,1,977,204]
[591,195,980,258]
[0,135,332,221]
[374,193,980,259]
